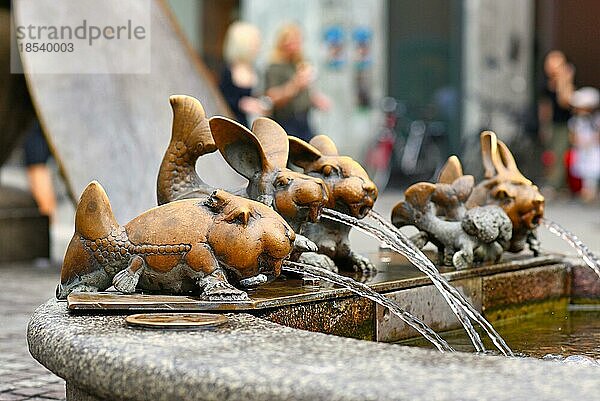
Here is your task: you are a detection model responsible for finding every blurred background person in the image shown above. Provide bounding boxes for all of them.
[568,87,600,203]
[23,119,56,221]
[265,22,330,141]
[219,21,270,127]
[539,50,575,194]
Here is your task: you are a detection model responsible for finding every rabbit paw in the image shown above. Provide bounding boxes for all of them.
[409,231,430,249]
[112,269,139,293]
[239,274,268,288]
[349,251,376,273]
[298,252,338,272]
[294,234,319,253]
[452,250,473,270]
[442,248,455,266]
[112,256,145,293]
[202,280,249,301]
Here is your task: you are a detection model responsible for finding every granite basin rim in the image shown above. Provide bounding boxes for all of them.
[28,298,600,401]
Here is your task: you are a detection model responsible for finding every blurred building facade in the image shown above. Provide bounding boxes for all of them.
[167,0,600,169]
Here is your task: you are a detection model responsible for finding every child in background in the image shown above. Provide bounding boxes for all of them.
[568,87,600,202]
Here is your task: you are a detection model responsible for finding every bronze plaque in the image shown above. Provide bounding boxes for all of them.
[125,313,228,329]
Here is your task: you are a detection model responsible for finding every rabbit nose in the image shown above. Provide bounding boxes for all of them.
[295,179,328,205]
[533,199,545,216]
[363,181,377,195]
[235,209,250,226]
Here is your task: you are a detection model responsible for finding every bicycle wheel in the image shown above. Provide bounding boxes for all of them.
[412,136,444,182]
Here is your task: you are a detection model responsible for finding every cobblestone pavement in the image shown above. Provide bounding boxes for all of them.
[1,262,65,401]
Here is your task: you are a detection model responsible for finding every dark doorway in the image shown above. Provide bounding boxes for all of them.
[387,0,462,154]
[200,0,240,82]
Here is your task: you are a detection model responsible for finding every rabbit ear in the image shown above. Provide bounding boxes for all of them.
[391,201,414,227]
[210,116,272,179]
[288,136,323,169]
[437,155,463,184]
[496,138,531,184]
[451,175,475,202]
[309,135,339,156]
[480,131,506,178]
[250,118,289,168]
[405,182,436,210]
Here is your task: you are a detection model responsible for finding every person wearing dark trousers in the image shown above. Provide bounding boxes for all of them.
[23,120,56,220]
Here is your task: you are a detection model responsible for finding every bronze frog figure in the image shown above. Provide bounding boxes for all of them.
[57,182,295,301]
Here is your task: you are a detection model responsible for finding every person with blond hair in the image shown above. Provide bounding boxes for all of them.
[265,23,330,141]
[219,21,270,127]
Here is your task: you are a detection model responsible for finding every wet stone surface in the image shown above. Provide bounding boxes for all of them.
[9,251,600,400]
[482,264,570,310]
[571,264,600,301]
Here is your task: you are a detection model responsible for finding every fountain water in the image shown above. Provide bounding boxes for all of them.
[321,208,514,356]
[282,260,454,352]
[540,218,600,278]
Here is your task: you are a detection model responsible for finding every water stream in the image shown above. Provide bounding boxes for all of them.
[321,208,513,356]
[540,218,600,278]
[368,210,483,353]
[282,260,454,353]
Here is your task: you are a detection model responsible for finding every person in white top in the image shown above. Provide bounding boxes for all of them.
[568,87,600,202]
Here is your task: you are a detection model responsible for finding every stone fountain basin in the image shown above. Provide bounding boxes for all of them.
[28,253,600,401]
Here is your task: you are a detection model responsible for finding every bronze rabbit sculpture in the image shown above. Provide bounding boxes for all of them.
[391,175,512,269]
[58,182,295,300]
[440,131,545,254]
[391,130,544,269]
[209,116,330,232]
[288,135,379,272]
[156,95,329,243]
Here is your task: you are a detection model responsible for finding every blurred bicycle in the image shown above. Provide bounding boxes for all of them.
[365,97,448,191]
[459,94,541,181]
[364,97,400,190]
